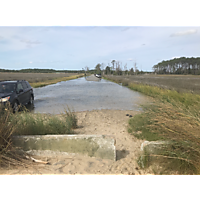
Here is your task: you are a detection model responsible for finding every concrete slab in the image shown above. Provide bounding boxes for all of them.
[11,135,116,161]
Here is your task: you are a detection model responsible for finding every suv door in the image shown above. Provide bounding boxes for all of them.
[16,82,26,105]
[22,81,29,103]
[25,81,34,102]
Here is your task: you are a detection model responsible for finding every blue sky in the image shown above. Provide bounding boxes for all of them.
[0,26,199,72]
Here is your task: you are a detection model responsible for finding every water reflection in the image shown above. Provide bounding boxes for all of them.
[31,76,151,114]
[85,75,102,82]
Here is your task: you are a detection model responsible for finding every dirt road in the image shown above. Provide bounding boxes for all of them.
[0,109,153,175]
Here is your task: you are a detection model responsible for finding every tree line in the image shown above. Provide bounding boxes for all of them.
[93,60,147,75]
[153,57,200,75]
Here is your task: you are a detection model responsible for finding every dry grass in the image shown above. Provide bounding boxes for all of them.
[0,103,29,167]
[0,72,84,88]
[0,72,78,82]
[30,74,84,88]
[105,74,200,94]
[130,101,200,174]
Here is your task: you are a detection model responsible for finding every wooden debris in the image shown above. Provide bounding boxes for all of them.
[26,155,49,164]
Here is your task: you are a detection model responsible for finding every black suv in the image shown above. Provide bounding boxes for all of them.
[0,80,34,112]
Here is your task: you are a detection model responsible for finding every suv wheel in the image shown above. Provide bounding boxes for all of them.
[13,101,19,113]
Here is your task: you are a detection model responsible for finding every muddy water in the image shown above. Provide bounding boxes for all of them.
[32,76,151,114]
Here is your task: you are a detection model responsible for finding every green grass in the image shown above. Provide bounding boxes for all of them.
[0,103,20,167]
[129,102,200,174]
[128,111,164,141]
[0,103,78,167]
[11,108,78,135]
[104,75,200,174]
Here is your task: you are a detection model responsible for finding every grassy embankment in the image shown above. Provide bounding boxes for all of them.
[104,75,200,174]
[30,74,84,88]
[0,72,84,88]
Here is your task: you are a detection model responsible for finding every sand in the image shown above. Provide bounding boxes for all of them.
[0,109,153,175]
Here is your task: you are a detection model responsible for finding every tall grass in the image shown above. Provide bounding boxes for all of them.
[11,108,78,135]
[104,75,200,174]
[0,103,78,167]
[0,103,29,167]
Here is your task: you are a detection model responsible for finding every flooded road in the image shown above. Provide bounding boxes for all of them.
[32,75,150,114]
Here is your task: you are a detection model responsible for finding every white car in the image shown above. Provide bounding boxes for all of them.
[95,74,101,78]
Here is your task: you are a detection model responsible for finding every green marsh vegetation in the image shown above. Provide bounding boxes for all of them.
[0,103,78,167]
[104,75,200,174]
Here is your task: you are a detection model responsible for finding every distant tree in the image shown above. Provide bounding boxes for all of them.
[116,61,122,75]
[123,63,127,75]
[111,60,115,71]
[105,66,111,74]
[152,57,200,75]
[95,63,101,74]
[134,62,138,75]
[129,68,134,75]
[101,63,105,75]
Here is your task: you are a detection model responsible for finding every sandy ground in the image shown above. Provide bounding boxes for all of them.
[0,109,153,175]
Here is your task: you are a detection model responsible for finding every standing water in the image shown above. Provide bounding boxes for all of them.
[32,76,150,114]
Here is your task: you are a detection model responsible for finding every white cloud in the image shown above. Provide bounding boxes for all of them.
[29,61,33,64]
[20,39,41,44]
[170,29,197,37]
[128,58,133,61]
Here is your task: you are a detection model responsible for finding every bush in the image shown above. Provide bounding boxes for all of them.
[12,107,78,135]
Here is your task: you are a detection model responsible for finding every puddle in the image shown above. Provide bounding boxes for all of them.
[31,76,151,114]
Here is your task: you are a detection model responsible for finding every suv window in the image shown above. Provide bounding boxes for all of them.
[22,82,28,89]
[0,83,16,93]
[16,83,23,93]
[26,81,31,88]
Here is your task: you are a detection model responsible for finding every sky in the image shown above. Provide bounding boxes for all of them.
[0,26,199,72]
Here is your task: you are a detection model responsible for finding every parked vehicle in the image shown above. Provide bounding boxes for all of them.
[0,80,34,112]
[95,74,101,78]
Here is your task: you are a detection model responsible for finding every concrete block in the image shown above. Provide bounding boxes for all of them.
[12,135,116,161]
[139,140,173,168]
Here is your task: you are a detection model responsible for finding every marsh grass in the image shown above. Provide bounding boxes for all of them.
[0,72,78,83]
[104,74,200,94]
[30,74,84,88]
[11,108,78,135]
[104,75,200,174]
[0,103,30,167]
[0,72,84,88]
[131,101,200,174]
[0,103,78,167]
